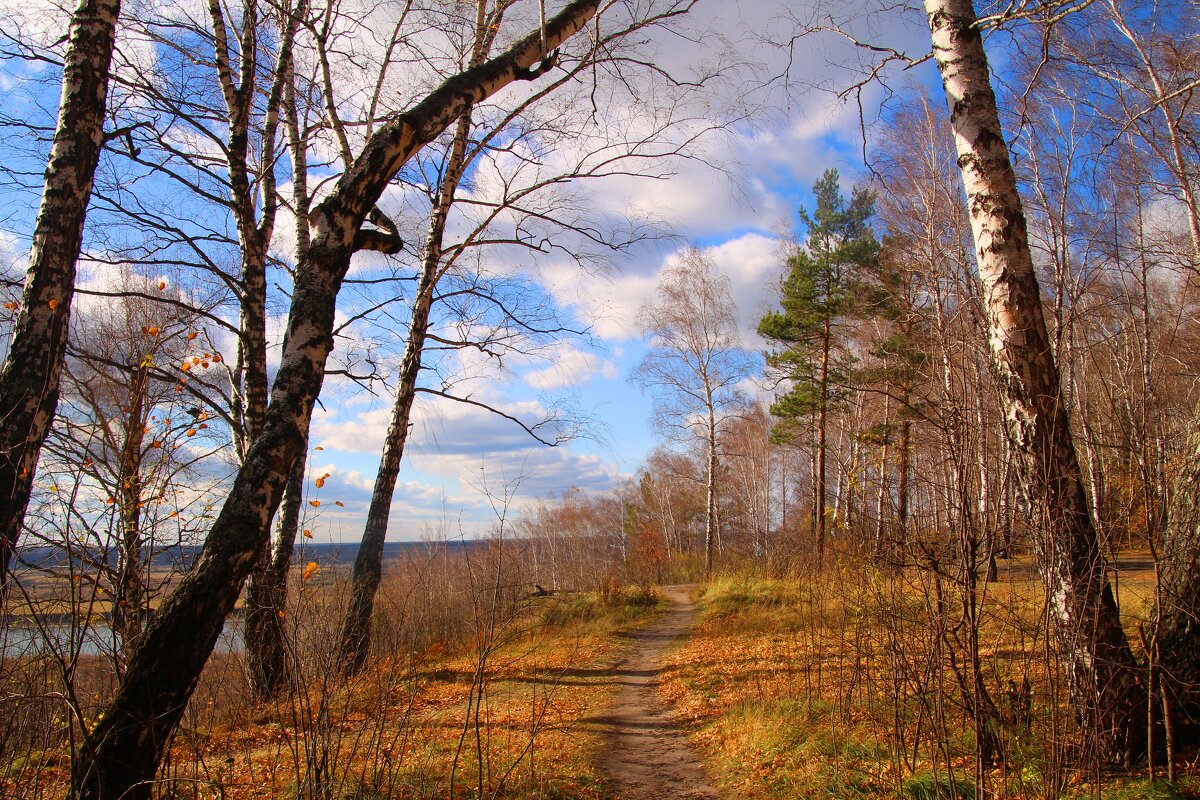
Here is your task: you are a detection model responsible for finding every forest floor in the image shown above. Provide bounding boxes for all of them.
[591,585,719,800]
[8,557,1200,799]
[654,556,1200,800]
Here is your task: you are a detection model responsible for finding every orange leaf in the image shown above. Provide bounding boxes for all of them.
[277,610,286,620]
[146,325,159,336]
[180,362,191,372]
[309,499,321,507]
[302,529,312,538]
[47,298,59,310]
[158,281,167,290]
[187,331,198,340]
[186,429,197,437]
[150,441,161,448]
[314,446,324,451]
[335,501,344,507]
[315,477,326,489]
[302,562,319,582]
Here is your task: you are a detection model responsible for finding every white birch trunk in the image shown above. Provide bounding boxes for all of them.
[924,0,1143,763]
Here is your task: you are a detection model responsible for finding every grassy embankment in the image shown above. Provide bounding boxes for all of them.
[1,587,661,800]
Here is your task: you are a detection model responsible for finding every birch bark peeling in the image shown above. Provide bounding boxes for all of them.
[924,0,1144,764]
[0,0,122,601]
[70,3,601,797]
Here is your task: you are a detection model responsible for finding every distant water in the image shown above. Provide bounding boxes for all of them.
[1,619,242,659]
[284,539,480,567]
[3,540,485,659]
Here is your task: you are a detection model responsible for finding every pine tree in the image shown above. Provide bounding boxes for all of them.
[758,169,879,557]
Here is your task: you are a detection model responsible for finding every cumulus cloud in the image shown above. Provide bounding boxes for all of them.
[532,231,783,353]
[290,461,487,541]
[412,446,622,504]
[305,393,625,538]
[522,344,618,391]
[704,232,786,348]
[311,402,393,454]
[408,396,574,455]
[312,379,574,457]
[322,388,620,492]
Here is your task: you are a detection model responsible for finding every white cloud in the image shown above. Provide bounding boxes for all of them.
[704,232,785,348]
[284,457,490,541]
[413,446,622,504]
[522,344,618,391]
[533,231,783,352]
[311,402,393,454]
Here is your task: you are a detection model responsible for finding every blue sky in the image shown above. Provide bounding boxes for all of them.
[302,93,946,540]
[0,0,943,542]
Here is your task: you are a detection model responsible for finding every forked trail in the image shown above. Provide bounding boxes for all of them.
[593,585,719,800]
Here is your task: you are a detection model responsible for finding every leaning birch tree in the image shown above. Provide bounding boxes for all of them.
[923,0,1143,763]
[69,4,607,797]
[336,0,711,675]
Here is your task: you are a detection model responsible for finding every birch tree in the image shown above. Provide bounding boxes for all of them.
[337,1,532,677]
[337,0,710,675]
[48,284,211,646]
[631,248,751,576]
[0,0,121,601]
[923,0,1144,763]
[74,0,318,697]
[69,4,608,797]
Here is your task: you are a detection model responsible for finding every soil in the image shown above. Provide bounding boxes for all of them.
[593,585,719,800]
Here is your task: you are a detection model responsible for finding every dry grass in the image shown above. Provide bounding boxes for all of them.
[1,588,663,800]
[658,553,1196,800]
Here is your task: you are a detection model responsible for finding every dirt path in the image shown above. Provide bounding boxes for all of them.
[593,585,719,800]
